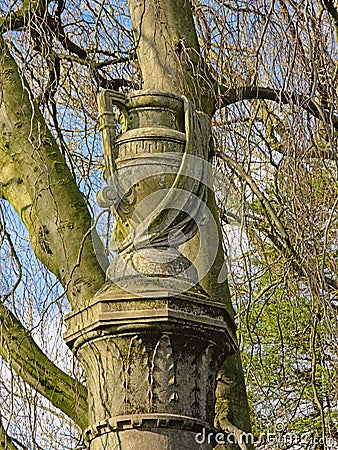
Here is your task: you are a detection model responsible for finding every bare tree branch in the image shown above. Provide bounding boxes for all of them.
[0,301,88,429]
[0,36,106,307]
[322,0,338,40]
[216,152,338,291]
[0,416,20,450]
[0,0,45,32]
[220,85,338,131]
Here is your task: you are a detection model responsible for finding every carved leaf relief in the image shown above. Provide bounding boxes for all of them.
[151,334,177,411]
[126,335,151,412]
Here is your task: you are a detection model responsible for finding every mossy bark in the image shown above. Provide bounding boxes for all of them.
[128,0,216,115]
[0,37,105,308]
[0,37,99,430]
[0,302,88,429]
[0,417,18,450]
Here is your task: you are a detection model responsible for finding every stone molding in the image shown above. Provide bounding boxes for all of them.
[84,413,215,444]
[64,283,237,353]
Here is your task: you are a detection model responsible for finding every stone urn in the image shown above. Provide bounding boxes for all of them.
[97,89,210,292]
[64,89,238,450]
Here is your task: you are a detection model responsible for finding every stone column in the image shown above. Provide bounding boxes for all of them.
[64,90,237,449]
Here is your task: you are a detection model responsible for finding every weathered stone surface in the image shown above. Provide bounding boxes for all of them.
[65,283,236,449]
[96,89,210,285]
[65,90,238,449]
[64,282,237,348]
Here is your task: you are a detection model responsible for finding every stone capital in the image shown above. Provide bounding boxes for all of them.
[65,282,237,449]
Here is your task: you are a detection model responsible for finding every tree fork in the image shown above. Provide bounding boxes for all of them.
[0,36,106,308]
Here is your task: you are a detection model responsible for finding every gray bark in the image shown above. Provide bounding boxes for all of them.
[0,1,253,447]
[128,0,252,444]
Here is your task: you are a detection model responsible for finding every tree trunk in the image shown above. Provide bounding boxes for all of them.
[128,0,252,444]
[0,1,252,448]
[64,1,252,449]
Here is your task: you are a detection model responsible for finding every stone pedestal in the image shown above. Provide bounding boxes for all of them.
[64,282,237,449]
[65,89,238,449]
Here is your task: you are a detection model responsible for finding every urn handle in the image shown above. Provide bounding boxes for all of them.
[97,90,128,179]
